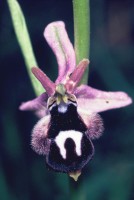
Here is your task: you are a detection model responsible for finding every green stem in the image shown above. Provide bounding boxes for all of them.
[7,0,44,96]
[70,0,90,198]
[73,0,90,84]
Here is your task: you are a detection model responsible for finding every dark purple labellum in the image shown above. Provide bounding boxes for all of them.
[45,99,94,173]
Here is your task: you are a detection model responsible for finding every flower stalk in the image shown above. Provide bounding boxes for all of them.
[71,0,90,198]
[73,0,90,84]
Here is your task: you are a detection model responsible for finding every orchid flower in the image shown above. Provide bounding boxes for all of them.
[19,21,132,181]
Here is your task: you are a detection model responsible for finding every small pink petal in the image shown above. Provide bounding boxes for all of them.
[44,21,76,84]
[65,59,89,93]
[31,115,51,155]
[75,85,132,113]
[32,67,56,96]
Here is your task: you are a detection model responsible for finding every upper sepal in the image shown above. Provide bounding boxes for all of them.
[44,21,76,84]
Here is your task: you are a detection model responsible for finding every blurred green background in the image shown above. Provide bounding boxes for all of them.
[0,0,134,199]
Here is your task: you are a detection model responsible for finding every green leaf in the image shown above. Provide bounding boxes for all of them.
[7,0,44,96]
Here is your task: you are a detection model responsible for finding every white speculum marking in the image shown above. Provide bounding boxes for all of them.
[54,130,83,159]
[58,104,68,113]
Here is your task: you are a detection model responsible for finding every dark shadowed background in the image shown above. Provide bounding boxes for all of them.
[0,0,134,199]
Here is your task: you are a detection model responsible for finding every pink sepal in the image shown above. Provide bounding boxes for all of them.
[19,93,49,118]
[44,21,76,84]
[75,85,132,113]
